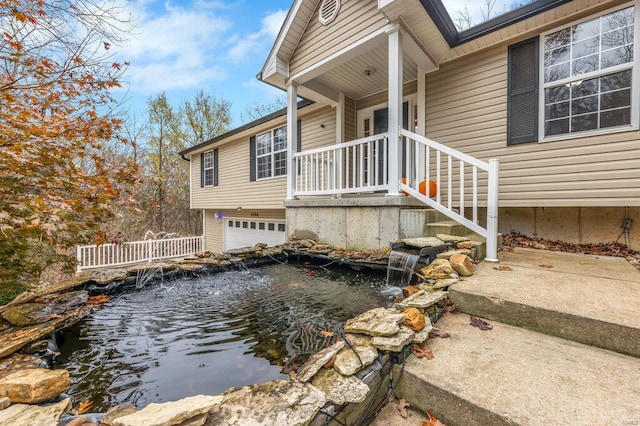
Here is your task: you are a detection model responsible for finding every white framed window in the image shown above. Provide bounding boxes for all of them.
[256,126,287,179]
[203,150,215,186]
[541,4,638,139]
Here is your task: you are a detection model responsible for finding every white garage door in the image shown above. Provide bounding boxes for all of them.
[223,218,286,251]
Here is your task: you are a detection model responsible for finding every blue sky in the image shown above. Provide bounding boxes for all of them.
[113,0,517,127]
[114,0,292,127]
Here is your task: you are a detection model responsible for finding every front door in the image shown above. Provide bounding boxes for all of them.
[371,102,409,183]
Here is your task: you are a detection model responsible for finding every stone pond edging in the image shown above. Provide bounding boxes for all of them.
[0,237,475,425]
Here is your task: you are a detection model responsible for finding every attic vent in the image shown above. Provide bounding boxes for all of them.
[319,0,340,25]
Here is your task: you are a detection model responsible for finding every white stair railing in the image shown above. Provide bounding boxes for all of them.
[76,235,204,272]
[400,129,499,261]
[294,133,389,196]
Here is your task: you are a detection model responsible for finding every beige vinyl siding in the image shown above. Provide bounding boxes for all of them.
[301,106,336,150]
[289,0,387,76]
[425,45,640,207]
[204,210,223,253]
[345,96,356,141]
[191,134,287,210]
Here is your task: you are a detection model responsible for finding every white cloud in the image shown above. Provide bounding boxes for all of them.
[227,9,287,63]
[116,0,232,93]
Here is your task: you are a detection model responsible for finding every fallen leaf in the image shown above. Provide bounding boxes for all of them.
[75,400,92,415]
[469,315,493,331]
[411,344,434,360]
[493,265,513,271]
[319,330,334,338]
[429,327,451,339]
[539,264,554,268]
[398,399,410,418]
[423,411,446,426]
[444,302,456,313]
[323,356,336,369]
[307,270,316,276]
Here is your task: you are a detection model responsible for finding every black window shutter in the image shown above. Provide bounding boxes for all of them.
[249,136,256,182]
[200,153,204,187]
[213,149,219,186]
[507,36,539,145]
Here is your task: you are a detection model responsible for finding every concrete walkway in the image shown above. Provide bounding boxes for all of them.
[395,247,640,426]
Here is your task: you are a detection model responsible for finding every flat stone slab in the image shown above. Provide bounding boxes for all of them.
[295,340,345,382]
[450,247,640,356]
[0,368,69,404]
[0,398,71,425]
[344,308,405,337]
[113,394,222,426]
[205,380,326,426]
[396,290,448,310]
[334,334,378,376]
[402,237,445,248]
[311,368,370,405]
[396,312,640,425]
[371,326,415,352]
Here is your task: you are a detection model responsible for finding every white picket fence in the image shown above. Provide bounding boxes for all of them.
[76,235,204,272]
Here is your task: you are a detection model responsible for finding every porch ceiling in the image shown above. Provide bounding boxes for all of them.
[306,44,419,101]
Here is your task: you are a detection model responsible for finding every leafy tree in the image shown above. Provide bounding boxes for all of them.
[0,0,137,288]
[240,95,286,124]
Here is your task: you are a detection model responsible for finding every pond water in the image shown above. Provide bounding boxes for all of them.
[58,263,389,411]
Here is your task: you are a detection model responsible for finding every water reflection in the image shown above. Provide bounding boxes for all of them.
[58,263,386,411]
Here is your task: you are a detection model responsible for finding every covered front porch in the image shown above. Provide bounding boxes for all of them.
[267,15,499,259]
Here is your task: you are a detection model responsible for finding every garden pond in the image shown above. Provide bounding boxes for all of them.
[57,262,396,411]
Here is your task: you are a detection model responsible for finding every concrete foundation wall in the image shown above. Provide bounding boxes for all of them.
[499,207,639,251]
[285,197,426,251]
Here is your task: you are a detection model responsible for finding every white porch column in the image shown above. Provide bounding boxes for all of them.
[387,26,403,196]
[286,83,298,200]
[417,67,426,183]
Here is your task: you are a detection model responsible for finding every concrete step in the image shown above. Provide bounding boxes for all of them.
[449,247,640,357]
[395,311,640,426]
[424,220,468,237]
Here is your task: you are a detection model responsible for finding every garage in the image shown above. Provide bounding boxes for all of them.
[223,217,286,251]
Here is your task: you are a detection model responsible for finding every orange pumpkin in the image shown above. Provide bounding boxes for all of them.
[402,178,437,198]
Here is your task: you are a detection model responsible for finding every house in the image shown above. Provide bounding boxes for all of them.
[180,0,640,257]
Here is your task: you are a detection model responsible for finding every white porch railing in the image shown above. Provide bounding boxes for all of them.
[76,235,204,272]
[400,129,499,261]
[294,133,389,195]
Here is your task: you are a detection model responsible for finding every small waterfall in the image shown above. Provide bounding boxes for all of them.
[386,250,420,287]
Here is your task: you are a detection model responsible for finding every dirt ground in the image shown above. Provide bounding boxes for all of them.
[370,397,440,426]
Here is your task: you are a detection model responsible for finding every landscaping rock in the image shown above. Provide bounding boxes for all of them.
[101,405,137,426]
[344,308,405,337]
[412,318,434,343]
[402,237,445,248]
[436,249,472,260]
[0,397,9,410]
[0,368,69,403]
[205,380,326,426]
[397,290,448,310]
[1,303,65,327]
[334,334,378,376]
[112,395,223,426]
[371,326,415,352]
[436,234,469,243]
[46,290,89,308]
[420,259,454,279]
[311,368,370,405]
[402,286,421,298]
[457,241,473,249]
[450,254,474,276]
[295,340,345,382]
[402,308,426,332]
[420,278,458,291]
[0,397,71,426]
[88,269,129,285]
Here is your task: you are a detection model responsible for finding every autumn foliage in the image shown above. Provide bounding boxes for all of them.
[0,0,137,286]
